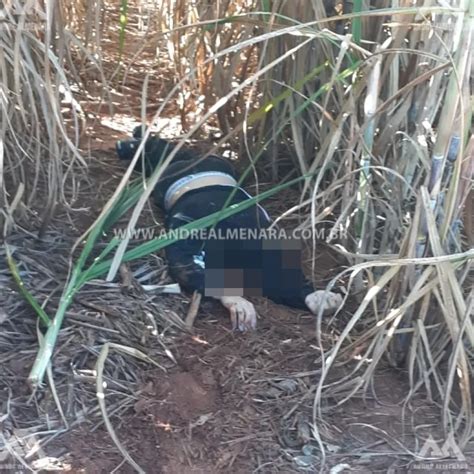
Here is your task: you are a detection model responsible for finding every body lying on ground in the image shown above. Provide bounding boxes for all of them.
[116,126,343,331]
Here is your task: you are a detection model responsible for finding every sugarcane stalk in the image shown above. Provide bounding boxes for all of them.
[356,43,384,253]
[440,16,473,241]
[28,273,79,388]
[416,0,472,257]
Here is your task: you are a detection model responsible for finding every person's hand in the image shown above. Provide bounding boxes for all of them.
[219,296,257,332]
[305,290,343,315]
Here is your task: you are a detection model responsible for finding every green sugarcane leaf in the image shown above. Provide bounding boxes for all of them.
[352,0,363,45]
[5,245,51,327]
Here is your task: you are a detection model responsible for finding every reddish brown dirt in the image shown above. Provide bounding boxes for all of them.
[48,302,328,473]
[45,295,474,473]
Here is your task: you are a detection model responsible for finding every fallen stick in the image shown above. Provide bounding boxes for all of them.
[143,283,181,294]
[119,263,133,289]
[185,291,202,330]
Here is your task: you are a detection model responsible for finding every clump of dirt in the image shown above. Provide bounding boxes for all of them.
[133,370,221,474]
[148,371,218,421]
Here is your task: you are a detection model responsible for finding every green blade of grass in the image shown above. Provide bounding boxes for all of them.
[352,0,363,45]
[5,245,51,327]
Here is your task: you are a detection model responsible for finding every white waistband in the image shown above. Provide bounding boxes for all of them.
[164,171,237,211]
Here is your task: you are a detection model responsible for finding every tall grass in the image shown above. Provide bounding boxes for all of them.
[2,0,472,465]
[0,1,86,237]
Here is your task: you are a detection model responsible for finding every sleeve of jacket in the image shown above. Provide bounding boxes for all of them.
[264,274,314,310]
[164,214,206,295]
[165,241,206,295]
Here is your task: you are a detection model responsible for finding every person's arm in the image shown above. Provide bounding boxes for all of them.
[165,238,206,295]
[266,277,314,310]
[266,273,343,315]
[165,232,257,332]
